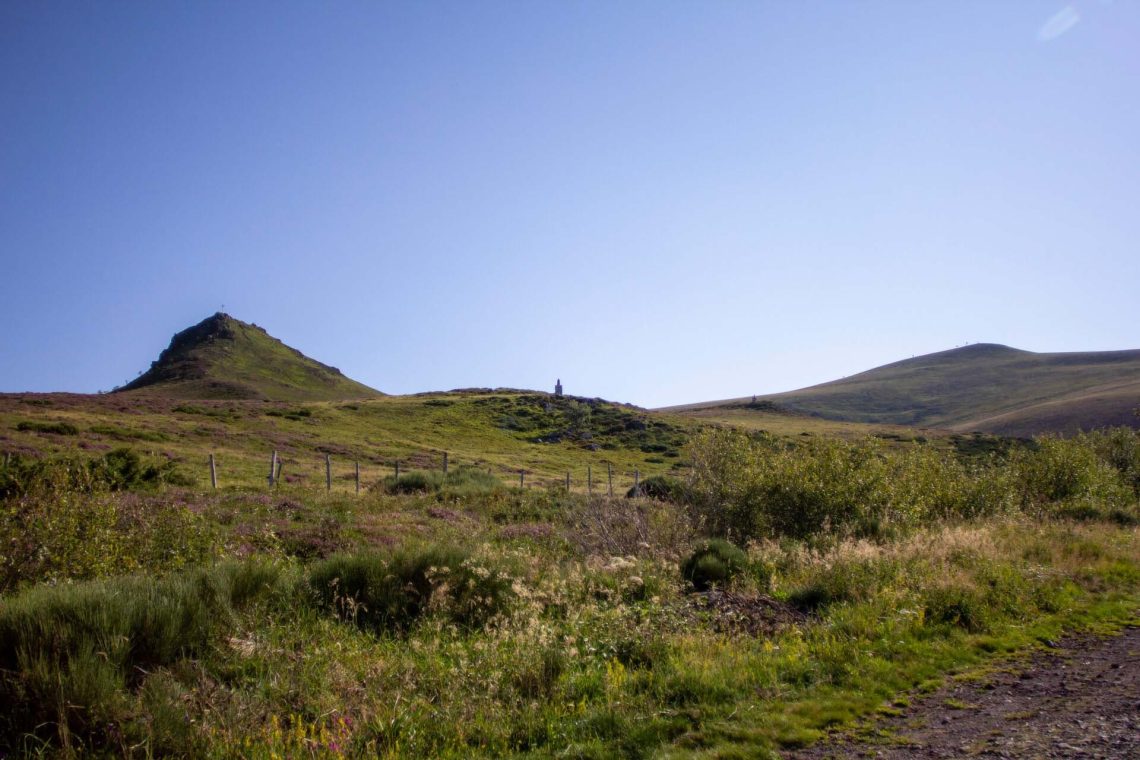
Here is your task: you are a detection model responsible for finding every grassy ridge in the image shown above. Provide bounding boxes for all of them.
[3,312,698,489]
[670,343,1140,436]
[0,390,693,490]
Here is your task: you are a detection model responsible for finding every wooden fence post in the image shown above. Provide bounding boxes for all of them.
[325,454,332,492]
[634,469,640,494]
[443,452,448,474]
[268,450,278,488]
[588,465,593,495]
[209,453,217,490]
[566,471,571,492]
[395,460,400,479]
[519,469,524,487]
[607,463,613,497]
[355,461,360,495]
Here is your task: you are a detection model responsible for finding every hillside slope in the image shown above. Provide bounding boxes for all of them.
[117,313,382,402]
[670,344,1140,435]
[0,389,691,490]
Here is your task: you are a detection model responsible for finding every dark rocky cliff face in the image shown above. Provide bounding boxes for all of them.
[121,313,238,390]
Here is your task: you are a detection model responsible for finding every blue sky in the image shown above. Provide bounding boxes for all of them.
[2,1,1137,407]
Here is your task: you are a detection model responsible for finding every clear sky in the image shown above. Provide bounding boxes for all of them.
[2,1,1137,408]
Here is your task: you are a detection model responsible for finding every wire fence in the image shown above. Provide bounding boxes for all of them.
[204,449,653,497]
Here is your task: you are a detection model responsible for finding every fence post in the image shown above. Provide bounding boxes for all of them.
[607,463,613,497]
[566,471,571,492]
[588,465,593,495]
[268,450,277,488]
[395,460,400,479]
[519,469,524,487]
[355,461,360,495]
[276,459,283,483]
[634,469,640,494]
[209,453,217,490]
[325,454,332,492]
[443,452,448,474]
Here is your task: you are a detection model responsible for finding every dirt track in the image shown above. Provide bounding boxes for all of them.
[787,626,1140,759]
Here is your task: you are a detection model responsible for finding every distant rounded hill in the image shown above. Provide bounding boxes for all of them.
[117,313,382,402]
[669,343,1140,437]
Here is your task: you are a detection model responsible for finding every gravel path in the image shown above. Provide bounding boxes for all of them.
[787,625,1140,759]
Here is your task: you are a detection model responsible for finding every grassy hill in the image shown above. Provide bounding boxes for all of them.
[669,343,1140,436]
[5,312,916,491]
[117,313,382,402]
[5,317,1023,489]
[0,389,694,491]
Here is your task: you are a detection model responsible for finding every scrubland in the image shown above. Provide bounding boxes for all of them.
[1,428,1138,758]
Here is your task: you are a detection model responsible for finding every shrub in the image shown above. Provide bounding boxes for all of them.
[1,453,98,498]
[626,475,685,501]
[1011,436,1133,513]
[1084,427,1140,496]
[683,428,1136,543]
[381,466,503,498]
[278,516,346,559]
[309,546,514,632]
[89,424,168,442]
[386,470,437,494]
[15,420,79,435]
[96,447,195,490]
[0,449,191,499]
[265,408,312,420]
[565,496,692,558]
[681,539,747,591]
[0,489,219,591]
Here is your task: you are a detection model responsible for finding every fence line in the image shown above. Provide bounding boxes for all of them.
[203,448,665,497]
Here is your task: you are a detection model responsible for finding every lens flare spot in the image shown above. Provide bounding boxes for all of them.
[1038,6,1080,41]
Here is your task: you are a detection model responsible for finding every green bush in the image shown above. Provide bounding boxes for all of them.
[309,546,514,632]
[1083,427,1140,496]
[88,424,168,442]
[386,470,437,493]
[680,539,747,591]
[0,449,192,500]
[381,466,503,498]
[1,453,99,498]
[15,420,79,435]
[1011,436,1133,513]
[95,447,195,490]
[626,475,685,501]
[684,428,1138,543]
[1,488,219,591]
[265,408,312,420]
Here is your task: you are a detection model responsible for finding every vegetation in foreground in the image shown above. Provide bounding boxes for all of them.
[0,428,1138,757]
